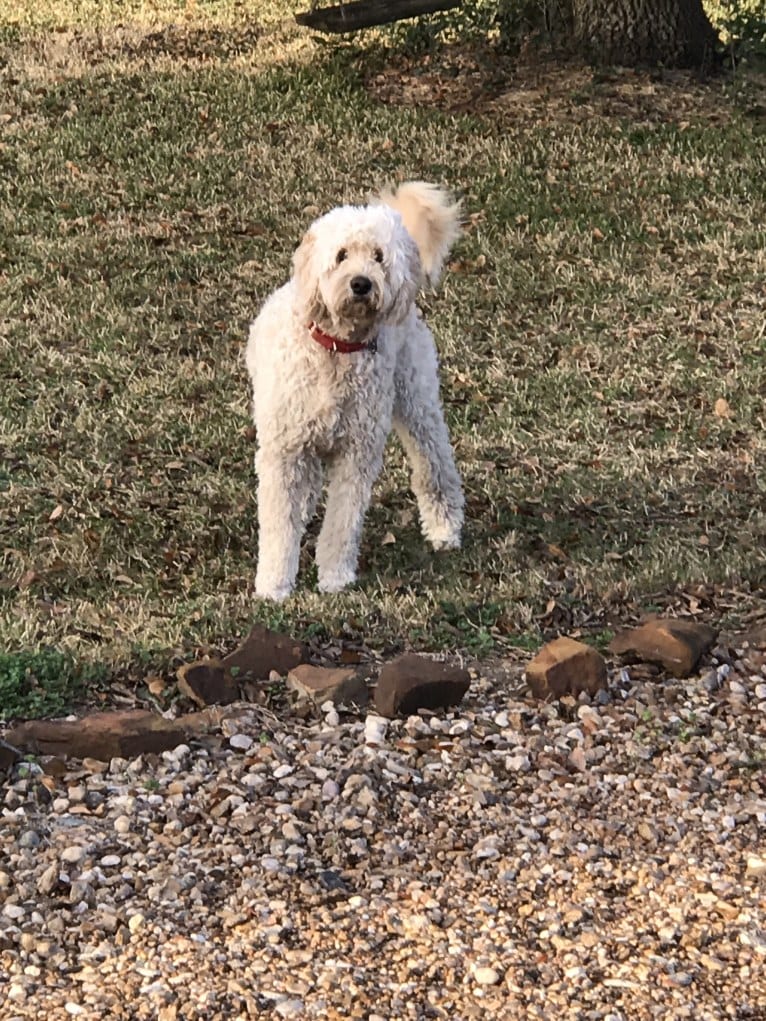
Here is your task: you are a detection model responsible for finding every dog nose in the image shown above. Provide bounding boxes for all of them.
[350,276,372,297]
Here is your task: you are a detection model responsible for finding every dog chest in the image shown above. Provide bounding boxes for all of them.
[295,355,395,456]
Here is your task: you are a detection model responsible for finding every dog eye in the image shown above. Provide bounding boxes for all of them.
[336,248,347,264]
[374,248,384,263]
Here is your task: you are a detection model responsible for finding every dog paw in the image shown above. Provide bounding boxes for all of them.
[317,568,356,594]
[427,524,462,551]
[430,534,461,552]
[255,580,294,602]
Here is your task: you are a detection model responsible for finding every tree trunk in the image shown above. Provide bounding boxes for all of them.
[571,0,720,69]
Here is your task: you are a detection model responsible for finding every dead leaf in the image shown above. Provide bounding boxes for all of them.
[714,397,733,419]
[147,675,166,697]
[18,570,39,590]
[49,504,64,522]
[591,227,605,241]
[381,532,396,545]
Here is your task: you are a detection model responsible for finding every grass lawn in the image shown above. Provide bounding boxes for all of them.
[1,0,765,715]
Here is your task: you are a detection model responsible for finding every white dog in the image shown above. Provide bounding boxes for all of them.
[245,181,464,601]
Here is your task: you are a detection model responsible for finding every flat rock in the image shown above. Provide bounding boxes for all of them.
[609,618,717,678]
[177,658,238,707]
[222,624,309,682]
[4,709,219,762]
[374,654,470,718]
[287,665,368,705]
[526,637,608,701]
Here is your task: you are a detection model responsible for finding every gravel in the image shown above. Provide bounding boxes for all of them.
[1,643,765,1020]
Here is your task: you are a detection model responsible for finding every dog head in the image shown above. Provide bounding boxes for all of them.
[292,204,422,338]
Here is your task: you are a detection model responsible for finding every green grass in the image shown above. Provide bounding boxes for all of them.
[1,2,765,716]
[0,649,105,719]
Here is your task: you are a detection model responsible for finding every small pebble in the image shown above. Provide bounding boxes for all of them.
[364,715,388,745]
[321,779,340,799]
[275,999,304,1018]
[61,845,86,865]
[473,967,501,985]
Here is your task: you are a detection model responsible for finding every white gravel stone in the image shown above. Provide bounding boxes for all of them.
[473,966,501,985]
[229,733,253,751]
[321,779,340,799]
[364,715,388,745]
[60,845,86,865]
[275,998,305,1017]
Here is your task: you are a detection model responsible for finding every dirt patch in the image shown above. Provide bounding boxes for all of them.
[366,43,761,129]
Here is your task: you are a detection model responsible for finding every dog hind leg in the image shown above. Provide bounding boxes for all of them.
[393,393,463,552]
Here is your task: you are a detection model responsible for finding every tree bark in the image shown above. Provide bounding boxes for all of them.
[571,0,720,69]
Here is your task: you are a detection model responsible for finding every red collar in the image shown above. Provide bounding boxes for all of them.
[308,322,374,354]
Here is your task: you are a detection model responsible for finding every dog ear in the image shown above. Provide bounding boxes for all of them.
[292,229,327,325]
[385,231,422,325]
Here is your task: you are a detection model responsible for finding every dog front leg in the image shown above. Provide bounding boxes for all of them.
[315,444,384,594]
[255,450,321,601]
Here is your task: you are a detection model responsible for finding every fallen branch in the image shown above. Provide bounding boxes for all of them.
[296,0,461,34]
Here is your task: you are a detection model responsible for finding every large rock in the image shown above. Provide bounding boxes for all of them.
[609,618,716,678]
[526,637,608,701]
[4,709,219,762]
[287,665,368,705]
[0,736,21,772]
[222,624,309,681]
[177,658,238,707]
[374,654,470,718]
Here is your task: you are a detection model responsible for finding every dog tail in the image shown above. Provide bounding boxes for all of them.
[380,181,461,287]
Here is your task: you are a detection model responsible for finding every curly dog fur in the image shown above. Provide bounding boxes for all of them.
[246,182,464,601]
